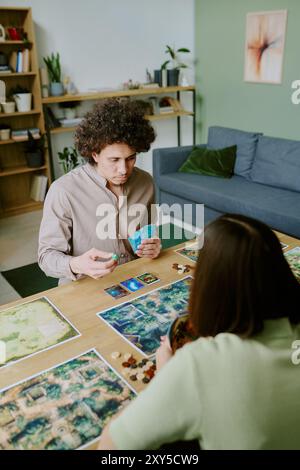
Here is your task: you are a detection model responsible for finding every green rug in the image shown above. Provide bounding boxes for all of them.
[2,263,58,298]
[1,223,195,298]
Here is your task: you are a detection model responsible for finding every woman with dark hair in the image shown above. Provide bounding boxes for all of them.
[38,98,160,285]
[98,214,300,450]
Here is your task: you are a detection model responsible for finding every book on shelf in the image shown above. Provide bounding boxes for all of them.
[9,49,30,73]
[11,128,41,141]
[9,51,18,71]
[30,175,48,202]
[22,48,30,73]
[16,50,23,73]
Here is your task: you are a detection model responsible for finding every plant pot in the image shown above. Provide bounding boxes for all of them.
[1,101,16,113]
[64,108,77,119]
[0,128,10,140]
[50,82,64,96]
[25,151,44,168]
[13,93,32,112]
[153,70,162,86]
[167,69,180,86]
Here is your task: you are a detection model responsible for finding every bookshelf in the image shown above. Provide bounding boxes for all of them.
[0,7,51,218]
[42,85,196,178]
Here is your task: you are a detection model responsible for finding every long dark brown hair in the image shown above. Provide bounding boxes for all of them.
[189,214,300,338]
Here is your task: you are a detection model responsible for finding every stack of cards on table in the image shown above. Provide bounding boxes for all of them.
[128,224,157,253]
[105,272,160,298]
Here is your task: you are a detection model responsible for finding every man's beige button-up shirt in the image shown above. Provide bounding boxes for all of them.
[38,163,155,284]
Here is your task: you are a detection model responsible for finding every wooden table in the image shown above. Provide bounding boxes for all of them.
[0,231,298,449]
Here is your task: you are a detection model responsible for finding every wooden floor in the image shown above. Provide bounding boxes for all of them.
[0,210,43,305]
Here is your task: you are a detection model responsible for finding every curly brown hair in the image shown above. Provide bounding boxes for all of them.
[74,98,156,164]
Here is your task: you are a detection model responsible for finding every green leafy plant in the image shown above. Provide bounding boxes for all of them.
[58,101,80,109]
[43,52,62,83]
[58,146,80,173]
[10,85,30,95]
[161,45,191,70]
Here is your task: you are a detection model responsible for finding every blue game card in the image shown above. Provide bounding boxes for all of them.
[128,224,157,254]
[120,278,144,292]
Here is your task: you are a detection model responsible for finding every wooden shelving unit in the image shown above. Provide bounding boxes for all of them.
[0,7,51,218]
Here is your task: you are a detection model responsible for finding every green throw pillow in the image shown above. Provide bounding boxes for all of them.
[179,145,237,178]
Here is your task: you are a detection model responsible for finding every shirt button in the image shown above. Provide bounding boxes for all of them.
[120,254,125,258]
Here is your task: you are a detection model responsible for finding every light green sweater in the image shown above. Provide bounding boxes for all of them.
[110,318,300,450]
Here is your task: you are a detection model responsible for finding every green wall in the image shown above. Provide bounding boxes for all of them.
[195,0,300,142]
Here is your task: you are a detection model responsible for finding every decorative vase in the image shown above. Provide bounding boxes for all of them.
[13,93,32,112]
[50,82,64,97]
[1,101,15,113]
[25,151,44,168]
[64,108,76,119]
[153,70,162,86]
[0,128,10,140]
[167,69,180,86]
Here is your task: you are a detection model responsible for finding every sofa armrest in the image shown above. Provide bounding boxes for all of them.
[153,145,207,178]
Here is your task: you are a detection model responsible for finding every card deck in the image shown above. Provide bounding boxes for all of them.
[137,272,160,285]
[105,285,129,299]
[128,224,157,253]
[120,278,144,292]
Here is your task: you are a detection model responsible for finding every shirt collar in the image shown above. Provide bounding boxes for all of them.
[84,162,108,188]
[259,317,295,339]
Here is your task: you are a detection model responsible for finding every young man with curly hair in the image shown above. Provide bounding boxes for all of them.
[38,98,160,284]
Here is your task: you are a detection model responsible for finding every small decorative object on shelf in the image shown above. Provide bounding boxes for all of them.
[63,75,77,95]
[58,100,79,120]
[0,24,5,42]
[11,85,32,112]
[24,130,45,168]
[58,146,80,174]
[43,52,64,96]
[123,79,140,90]
[0,124,10,140]
[1,101,15,113]
[6,26,28,42]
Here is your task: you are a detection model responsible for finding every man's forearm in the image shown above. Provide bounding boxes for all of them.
[38,249,79,281]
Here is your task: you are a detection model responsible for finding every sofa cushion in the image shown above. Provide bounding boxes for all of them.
[207,126,261,178]
[157,172,300,237]
[178,145,237,178]
[250,135,300,192]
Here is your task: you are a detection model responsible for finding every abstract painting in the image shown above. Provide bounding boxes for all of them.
[244,10,287,84]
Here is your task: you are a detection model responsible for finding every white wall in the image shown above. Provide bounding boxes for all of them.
[1,0,195,177]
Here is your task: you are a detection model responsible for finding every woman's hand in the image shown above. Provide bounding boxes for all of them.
[156,336,173,371]
[136,238,162,259]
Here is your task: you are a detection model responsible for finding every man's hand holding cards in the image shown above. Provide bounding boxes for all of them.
[128,224,161,260]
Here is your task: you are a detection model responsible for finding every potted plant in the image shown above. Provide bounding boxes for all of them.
[58,101,80,120]
[58,146,80,173]
[24,130,45,168]
[43,52,64,96]
[163,45,191,86]
[11,85,32,112]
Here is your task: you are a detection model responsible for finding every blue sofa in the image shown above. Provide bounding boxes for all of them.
[153,126,300,238]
